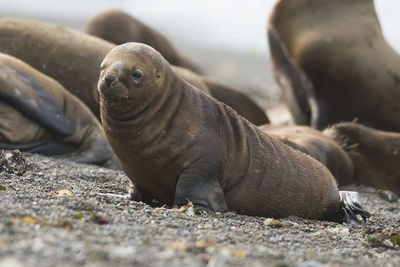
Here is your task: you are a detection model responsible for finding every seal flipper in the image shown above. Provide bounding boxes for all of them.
[173,158,229,212]
[267,28,312,125]
[339,191,371,224]
[54,139,114,165]
[131,187,153,203]
[0,140,76,155]
[127,180,163,206]
[0,65,75,136]
[174,173,228,212]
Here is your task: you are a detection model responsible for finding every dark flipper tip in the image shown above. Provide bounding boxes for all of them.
[339,191,371,225]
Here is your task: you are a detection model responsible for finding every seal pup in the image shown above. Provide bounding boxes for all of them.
[86,11,269,125]
[97,42,369,223]
[325,122,400,195]
[0,53,116,167]
[86,10,202,73]
[268,0,400,131]
[260,124,353,185]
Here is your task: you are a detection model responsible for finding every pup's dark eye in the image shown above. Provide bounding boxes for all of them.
[100,62,106,71]
[132,69,144,84]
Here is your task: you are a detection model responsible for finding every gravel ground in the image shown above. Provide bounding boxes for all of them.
[0,152,399,267]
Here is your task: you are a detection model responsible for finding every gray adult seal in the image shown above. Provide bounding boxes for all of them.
[97,42,369,223]
[268,0,400,131]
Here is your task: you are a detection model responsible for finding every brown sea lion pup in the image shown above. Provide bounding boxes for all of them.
[325,122,400,195]
[172,66,270,126]
[0,18,115,120]
[259,124,353,185]
[97,42,370,223]
[0,53,117,168]
[86,10,202,73]
[268,0,400,131]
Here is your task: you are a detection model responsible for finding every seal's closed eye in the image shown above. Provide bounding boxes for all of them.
[132,69,144,84]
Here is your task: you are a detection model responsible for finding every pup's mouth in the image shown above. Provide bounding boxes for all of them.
[98,78,130,104]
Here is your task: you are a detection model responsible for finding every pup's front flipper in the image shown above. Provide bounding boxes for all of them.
[339,191,371,224]
[128,181,162,207]
[174,168,229,212]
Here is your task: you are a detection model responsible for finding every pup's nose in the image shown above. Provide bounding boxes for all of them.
[104,75,116,87]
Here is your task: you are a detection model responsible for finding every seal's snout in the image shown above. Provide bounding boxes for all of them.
[104,75,116,87]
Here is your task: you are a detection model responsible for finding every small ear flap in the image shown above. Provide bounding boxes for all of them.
[155,70,161,78]
[93,84,100,104]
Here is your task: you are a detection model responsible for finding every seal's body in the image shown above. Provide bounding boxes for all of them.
[0,18,115,119]
[268,0,400,131]
[172,66,270,126]
[86,10,202,73]
[0,53,115,167]
[98,43,369,222]
[260,124,353,185]
[325,122,400,195]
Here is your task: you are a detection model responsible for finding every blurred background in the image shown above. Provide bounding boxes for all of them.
[1,0,399,113]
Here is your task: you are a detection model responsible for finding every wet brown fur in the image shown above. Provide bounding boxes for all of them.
[98,43,342,220]
[171,66,210,94]
[260,124,353,185]
[172,66,270,126]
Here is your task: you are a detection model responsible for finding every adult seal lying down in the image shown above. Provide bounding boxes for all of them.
[0,53,116,167]
[97,43,370,223]
[0,18,115,119]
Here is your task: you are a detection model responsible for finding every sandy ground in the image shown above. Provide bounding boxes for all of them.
[0,152,399,267]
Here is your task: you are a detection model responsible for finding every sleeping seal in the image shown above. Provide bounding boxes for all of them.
[0,53,116,167]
